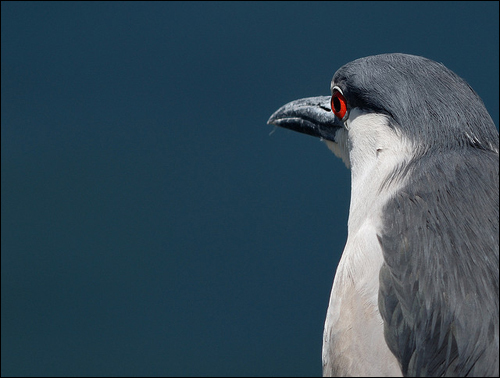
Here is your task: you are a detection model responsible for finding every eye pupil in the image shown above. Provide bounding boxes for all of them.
[333,96,341,112]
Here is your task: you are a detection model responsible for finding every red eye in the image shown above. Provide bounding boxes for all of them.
[331,90,347,120]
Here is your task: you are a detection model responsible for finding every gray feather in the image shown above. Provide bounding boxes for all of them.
[378,148,499,376]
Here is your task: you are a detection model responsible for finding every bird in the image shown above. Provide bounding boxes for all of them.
[267,53,499,377]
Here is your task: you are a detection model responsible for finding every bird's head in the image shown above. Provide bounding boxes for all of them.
[268,54,498,170]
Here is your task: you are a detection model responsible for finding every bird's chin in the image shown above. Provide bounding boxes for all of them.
[324,131,351,169]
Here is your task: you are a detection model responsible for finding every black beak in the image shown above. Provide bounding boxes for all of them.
[267,96,343,142]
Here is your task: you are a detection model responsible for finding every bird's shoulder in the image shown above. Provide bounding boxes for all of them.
[377,148,499,377]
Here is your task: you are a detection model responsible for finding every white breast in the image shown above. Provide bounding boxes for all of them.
[322,110,414,376]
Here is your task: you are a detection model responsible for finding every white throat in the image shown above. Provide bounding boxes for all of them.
[324,108,413,233]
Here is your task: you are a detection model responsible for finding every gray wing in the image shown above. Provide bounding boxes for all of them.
[378,148,499,376]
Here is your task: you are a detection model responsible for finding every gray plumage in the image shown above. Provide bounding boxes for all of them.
[379,149,499,376]
[268,54,499,377]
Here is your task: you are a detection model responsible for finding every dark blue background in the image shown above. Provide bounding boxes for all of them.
[2,2,498,376]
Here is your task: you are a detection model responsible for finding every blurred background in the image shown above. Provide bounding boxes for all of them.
[2,2,498,376]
